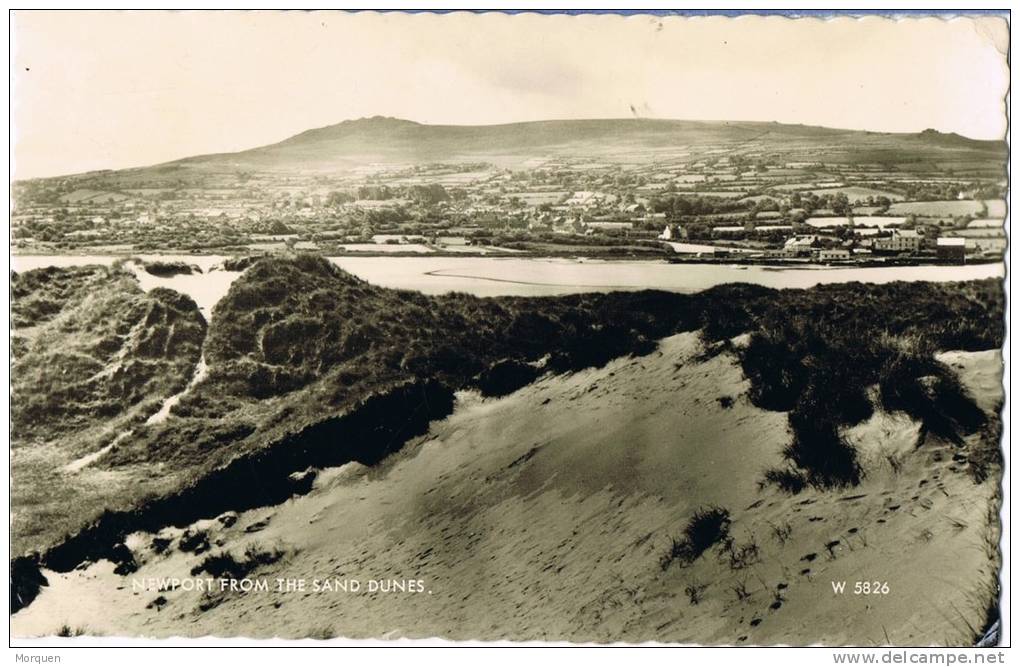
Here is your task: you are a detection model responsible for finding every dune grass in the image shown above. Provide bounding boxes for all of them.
[661,506,732,571]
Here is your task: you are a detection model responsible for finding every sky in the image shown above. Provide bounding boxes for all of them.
[10,10,1010,179]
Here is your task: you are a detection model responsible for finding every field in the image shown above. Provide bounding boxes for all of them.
[887,200,1003,217]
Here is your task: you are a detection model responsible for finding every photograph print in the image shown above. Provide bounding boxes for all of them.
[8,8,1009,646]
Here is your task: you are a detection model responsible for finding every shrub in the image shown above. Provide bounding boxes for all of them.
[721,536,761,570]
[879,352,985,443]
[740,329,807,411]
[474,359,541,398]
[761,467,808,494]
[191,542,284,579]
[685,582,708,605]
[661,506,731,570]
[784,405,862,489]
[56,624,89,637]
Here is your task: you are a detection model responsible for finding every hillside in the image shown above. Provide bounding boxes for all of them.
[10,256,1004,633]
[19,117,1008,185]
[175,117,1010,170]
[11,264,206,570]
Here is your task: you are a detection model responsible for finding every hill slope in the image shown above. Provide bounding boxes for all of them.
[173,117,1009,171]
[11,264,206,567]
[19,117,1008,185]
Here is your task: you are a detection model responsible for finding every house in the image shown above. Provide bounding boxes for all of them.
[817,248,851,261]
[874,229,922,253]
[936,237,966,263]
[782,235,819,257]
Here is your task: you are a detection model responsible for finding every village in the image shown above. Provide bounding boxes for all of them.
[11,147,1007,265]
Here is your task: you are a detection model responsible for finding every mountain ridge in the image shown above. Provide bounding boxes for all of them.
[23,116,1007,182]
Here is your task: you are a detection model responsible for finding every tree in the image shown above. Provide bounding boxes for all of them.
[831,193,851,217]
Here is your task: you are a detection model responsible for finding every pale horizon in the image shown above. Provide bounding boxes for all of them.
[11,10,1010,180]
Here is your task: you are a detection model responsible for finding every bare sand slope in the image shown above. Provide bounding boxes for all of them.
[12,334,1002,645]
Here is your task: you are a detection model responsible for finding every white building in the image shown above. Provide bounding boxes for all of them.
[874,229,922,253]
[817,249,851,261]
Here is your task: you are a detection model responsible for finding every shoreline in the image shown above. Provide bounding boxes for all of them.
[10,248,1005,271]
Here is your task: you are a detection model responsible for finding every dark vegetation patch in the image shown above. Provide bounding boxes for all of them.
[724,280,1002,490]
[878,351,987,444]
[138,260,200,277]
[10,555,49,613]
[219,255,267,272]
[660,506,731,570]
[190,542,284,580]
[475,359,542,398]
[56,624,90,637]
[760,467,808,494]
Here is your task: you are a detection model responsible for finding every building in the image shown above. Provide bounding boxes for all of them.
[936,237,967,263]
[817,248,851,261]
[783,234,818,256]
[874,229,922,253]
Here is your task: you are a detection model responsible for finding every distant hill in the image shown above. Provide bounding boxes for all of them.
[170,116,1006,171]
[27,117,1006,183]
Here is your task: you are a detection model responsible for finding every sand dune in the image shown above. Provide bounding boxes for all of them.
[12,334,1002,645]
